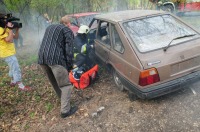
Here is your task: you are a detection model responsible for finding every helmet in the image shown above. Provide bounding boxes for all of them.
[78,25,89,34]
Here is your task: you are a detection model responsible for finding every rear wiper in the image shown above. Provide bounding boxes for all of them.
[163,34,196,52]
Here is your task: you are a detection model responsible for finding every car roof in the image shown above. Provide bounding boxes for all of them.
[67,12,99,18]
[95,10,166,23]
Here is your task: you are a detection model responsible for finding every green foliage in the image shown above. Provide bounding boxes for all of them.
[29,111,35,118]
[20,54,38,65]
[45,102,53,113]
[16,54,38,67]
[1,0,154,24]
[24,123,30,130]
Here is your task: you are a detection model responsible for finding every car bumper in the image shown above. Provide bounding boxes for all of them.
[120,70,200,99]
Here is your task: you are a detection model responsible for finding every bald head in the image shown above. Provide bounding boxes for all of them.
[60,15,70,26]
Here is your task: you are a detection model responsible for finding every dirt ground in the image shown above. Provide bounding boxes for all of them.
[1,14,200,132]
[26,71,200,132]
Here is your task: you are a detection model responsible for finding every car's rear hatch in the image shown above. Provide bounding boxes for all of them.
[121,12,200,87]
[138,37,200,83]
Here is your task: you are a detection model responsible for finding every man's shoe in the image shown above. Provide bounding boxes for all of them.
[60,106,78,118]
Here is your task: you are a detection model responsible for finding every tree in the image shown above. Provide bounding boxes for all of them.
[1,0,153,27]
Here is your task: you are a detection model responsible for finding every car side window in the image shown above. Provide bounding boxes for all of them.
[111,24,124,53]
[97,21,110,46]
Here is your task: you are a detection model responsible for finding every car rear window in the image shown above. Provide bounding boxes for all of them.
[123,14,198,52]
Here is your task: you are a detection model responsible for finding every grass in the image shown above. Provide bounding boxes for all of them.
[45,102,54,113]
[19,54,38,65]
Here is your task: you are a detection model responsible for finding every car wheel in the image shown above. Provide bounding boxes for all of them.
[161,4,174,13]
[112,68,124,91]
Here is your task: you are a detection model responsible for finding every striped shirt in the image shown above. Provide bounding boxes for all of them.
[38,24,74,70]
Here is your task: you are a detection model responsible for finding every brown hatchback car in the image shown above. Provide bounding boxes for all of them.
[88,10,200,99]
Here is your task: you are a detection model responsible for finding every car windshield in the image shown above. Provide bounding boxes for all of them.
[123,14,198,52]
[78,15,96,26]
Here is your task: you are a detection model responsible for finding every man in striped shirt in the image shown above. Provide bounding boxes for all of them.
[38,15,78,118]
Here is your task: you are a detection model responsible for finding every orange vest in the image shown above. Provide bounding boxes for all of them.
[69,65,98,89]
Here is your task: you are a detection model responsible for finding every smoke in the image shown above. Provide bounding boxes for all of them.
[8,11,49,60]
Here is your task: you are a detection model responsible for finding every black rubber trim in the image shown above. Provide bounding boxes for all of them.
[118,70,200,99]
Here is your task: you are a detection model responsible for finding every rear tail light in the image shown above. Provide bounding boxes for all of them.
[139,68,160,86]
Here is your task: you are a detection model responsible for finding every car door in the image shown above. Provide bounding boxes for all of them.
[94,21,111,63]
[88,19,98,45]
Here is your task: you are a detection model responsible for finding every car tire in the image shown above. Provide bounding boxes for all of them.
[112,68,124,91]
[161,4,174,13]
